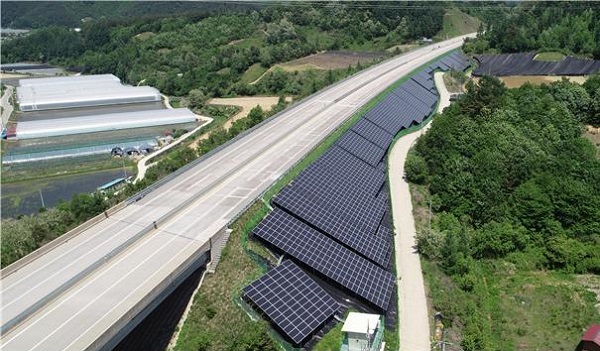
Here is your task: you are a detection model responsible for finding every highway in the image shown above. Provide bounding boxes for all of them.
[0,34,472,351]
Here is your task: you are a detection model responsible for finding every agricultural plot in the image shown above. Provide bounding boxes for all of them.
[281,51,385,70]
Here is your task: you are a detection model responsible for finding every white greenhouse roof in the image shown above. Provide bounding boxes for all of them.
[15,108,197,139]
[18,74,120,87]
[341,312,381,335]
[17,74,161,111]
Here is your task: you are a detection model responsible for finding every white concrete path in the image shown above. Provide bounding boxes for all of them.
[1,85,15,128]
[389,71,450,351]
[134,115,213,182]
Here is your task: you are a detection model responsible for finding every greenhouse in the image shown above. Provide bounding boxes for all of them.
[14,108,198,140]
[18,74,120,87]
[17,74,161,111]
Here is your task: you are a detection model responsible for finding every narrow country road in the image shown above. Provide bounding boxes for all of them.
[187,96,283,150]
[134,115,212,182]
[1,85,15,128]
[389,71,450,351]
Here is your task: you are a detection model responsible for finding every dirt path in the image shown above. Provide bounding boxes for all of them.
[188,96,285,150]
[388,72,450,351]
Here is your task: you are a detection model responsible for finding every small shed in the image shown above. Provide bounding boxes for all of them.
[577,325,600,351]
[341,312,385,351]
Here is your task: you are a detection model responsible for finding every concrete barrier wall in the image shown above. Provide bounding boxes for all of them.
[90,242,214,351]
[1,201,127,277]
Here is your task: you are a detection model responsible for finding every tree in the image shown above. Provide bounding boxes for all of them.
[404,150,428,184]
[247,105,265,125]
[188,89,209,110]
[471,221,528,259]
[70,193,107,222]
[461,76,507,118]
[546,79,590,122]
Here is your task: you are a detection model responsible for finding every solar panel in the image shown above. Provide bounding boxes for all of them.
[314,146,386,196]
[380,209,393,229]
[243,260,339,345]
[401,81,438,107]
[377,224,393,241]
[364,99,407,135]
[288,171,388,227]
[441,55,466,71]
[411,71,435,91]
[392,87,433,115]
[376,185,389,203]
[336,130,386,167]
[294,161,381,203]
[351,118,394,149]
[272,184,391,267]
[253,209,396,311]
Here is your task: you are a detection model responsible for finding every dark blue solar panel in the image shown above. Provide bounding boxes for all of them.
[363,94,409,135]
[253,209,395,310]
[441,55,466,71]
[377,224,393,241]
[351,118,394,149]
[272,184,391,267]
[336,131,386,167]
[314,146,386,195]
[431,61,452,71]
[392,87,433,115]
[401,80,438,107]
[243,260,339,345]
[294,161,381,202]
[290,170,388,227]
[411,71,435,91]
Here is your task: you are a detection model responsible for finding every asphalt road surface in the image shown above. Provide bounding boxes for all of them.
[0,35,473,351]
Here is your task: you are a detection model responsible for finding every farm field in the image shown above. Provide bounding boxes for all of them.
[187,96,287,150]
[280,51,384,71]
[208,96,285,127]
[534,51,566,61]
[480,75,587,88]
[245,51,386,85]
[1,167,129,218]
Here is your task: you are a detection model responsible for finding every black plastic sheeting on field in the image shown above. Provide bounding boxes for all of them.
[472,52,600,76]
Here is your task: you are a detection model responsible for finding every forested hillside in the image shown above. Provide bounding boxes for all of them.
[0,1,257,29]
[406,75,600,350]
[1,2,444,99]
[462,2,600,58]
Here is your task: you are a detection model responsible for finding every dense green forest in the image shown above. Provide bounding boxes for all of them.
[1,1,258,29]
[2,2,444,98]
[462,2,600,58]
[409,75,600,273]
[406,75,600,350]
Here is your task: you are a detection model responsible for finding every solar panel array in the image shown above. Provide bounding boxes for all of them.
[243,51,470,345]
[243,260,339,345]
[273,183,392,267]
[253,209,396,311]
[314,146,386,196]
[351,118,394,150]
[335,131,386,167]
